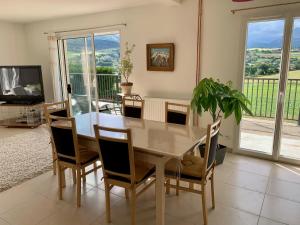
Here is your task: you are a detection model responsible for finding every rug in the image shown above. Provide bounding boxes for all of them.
[0,128,52,192]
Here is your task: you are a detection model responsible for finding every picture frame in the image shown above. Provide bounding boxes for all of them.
[146,43,175,71]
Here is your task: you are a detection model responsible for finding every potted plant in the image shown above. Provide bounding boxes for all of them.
[119,42,135,95]
[191,78,253,165]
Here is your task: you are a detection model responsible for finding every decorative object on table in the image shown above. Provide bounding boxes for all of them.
[191,78,253,165]
[119,42,135,95]
[147,43,175,71]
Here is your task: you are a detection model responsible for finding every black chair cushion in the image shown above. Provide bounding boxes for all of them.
[51,126,75,158]
[167,111,187,125]
[99,139,131,175]
[50,109,68,118]
[207,131,219,168]
[124,106,142,119]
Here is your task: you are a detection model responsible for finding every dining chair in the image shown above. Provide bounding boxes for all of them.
[122,98,144,119]
[165,101,190,194]
[93,125,155,225]
[44,100,70,175]
[165,102,190,125]
[49,115,101,207]
[165,118,221,225]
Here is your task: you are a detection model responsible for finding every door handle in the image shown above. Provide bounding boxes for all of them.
[67,84,72,94]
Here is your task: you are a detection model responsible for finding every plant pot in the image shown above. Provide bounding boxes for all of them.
[198,144,227,165]
[120,82,133,95]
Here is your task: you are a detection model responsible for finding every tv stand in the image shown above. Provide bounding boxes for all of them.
[0,103,43,128]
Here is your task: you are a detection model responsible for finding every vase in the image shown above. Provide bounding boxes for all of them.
[120,82,133,95]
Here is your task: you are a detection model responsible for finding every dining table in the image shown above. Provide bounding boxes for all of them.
[74,112,207,225]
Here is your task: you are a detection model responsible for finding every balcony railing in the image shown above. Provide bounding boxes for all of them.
[244,78,300,121]
[69,73,121,102]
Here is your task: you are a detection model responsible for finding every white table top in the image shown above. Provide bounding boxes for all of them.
[73,112,207,159]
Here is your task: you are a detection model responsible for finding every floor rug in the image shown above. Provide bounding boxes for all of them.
[0,128,52,192]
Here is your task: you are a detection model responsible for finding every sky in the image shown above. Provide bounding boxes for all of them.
[247,18,300,48]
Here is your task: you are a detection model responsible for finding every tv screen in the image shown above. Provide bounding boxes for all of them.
[0,66,44,104]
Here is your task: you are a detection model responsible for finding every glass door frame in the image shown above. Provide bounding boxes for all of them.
[57,33,98,116]
[56,28,123,116]
[235,14,300,166]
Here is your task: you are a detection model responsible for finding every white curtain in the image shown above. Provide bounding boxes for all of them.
[48,35,63,102]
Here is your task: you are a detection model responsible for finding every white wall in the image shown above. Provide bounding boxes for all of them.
[24,0,198,102]
[0,21,29,65]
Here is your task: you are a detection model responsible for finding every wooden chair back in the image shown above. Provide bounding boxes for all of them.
[122,98,144,119]
[165,102,190,125]
[94,125,136,184]
[49,116,80,164]
[201,118,222,177]
[44,100,70,124]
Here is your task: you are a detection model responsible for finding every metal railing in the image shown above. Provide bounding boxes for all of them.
[69,73,121,102]
[244,78,300,121]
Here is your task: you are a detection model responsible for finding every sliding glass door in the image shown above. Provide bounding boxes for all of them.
[239,16,300,164]
[280,18,300,161]
[58,32,120,116]
[63,35,96,115]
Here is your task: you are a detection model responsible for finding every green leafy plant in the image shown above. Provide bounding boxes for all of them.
[191,78,253,124]
[118,42,135,83]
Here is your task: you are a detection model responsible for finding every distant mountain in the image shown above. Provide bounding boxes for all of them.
[66,34,120,52]
[247,27,300,49]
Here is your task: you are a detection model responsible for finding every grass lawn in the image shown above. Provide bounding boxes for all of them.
[257,70,300,79]
[244,71,300,121]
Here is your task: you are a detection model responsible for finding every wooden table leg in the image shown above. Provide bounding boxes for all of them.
[155,159,165,225]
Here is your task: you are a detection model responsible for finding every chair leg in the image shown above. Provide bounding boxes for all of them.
[52,149,57,175]
[72,168,76,184]
[211,174,215,209]
[176,179,180,196]
[61,167,66,188]
[76,167,81,207]
[93,162,97,172]
[201,184,208,225]
[130,187,136,225]
[125,189,129,200]
[166,179,170,194]
[104,182,111,223]
[57,164,63,200]
[82,168,86,182]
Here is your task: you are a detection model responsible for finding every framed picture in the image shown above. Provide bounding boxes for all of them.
[147,43,175,71]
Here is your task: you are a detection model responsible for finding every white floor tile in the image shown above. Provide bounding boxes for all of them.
[214,182,264,215]
[261,195,300,225]
[270,163,300,184]
[258,217,287,225]
[225,170,269,193]
[267,179,300,203]
[0,194,65,225]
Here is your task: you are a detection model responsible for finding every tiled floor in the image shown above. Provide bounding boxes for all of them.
[0,152,300,225]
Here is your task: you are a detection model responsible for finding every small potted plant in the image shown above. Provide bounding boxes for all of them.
[119,42,135,95]
[191,78,253,164]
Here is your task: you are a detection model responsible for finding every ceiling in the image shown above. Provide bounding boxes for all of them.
[0,0,180,24]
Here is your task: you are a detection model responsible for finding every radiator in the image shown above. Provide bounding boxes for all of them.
[143,96,192,125]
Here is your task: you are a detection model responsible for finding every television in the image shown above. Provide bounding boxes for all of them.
[0,65,44,104]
